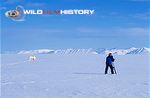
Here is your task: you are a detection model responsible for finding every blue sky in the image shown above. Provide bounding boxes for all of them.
[1,0,149,52]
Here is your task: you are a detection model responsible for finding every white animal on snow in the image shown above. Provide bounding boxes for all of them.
[29,55,37,61]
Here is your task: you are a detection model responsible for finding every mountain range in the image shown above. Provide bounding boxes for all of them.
[17,47,150,55]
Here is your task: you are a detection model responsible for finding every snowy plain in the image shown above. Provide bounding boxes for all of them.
[1,54,149,98]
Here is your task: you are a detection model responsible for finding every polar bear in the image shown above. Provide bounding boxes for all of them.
[29,55,37,61]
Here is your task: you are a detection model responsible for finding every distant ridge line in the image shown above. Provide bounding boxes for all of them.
[17,47,150,55]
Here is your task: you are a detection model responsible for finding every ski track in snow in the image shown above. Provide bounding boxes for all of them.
[1,54,149,98]
[2,60,30,66]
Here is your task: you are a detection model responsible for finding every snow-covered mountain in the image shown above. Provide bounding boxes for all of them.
[18,49,96,55]
[100,47,150,55]
[17,47,150,55]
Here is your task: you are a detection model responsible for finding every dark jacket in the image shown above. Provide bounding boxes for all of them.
[106,56,115,65]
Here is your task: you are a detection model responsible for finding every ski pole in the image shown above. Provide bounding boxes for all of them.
[113,67,117,74]
[112,63,117,74]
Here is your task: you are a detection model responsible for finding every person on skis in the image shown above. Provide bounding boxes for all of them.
[105,53,115,74]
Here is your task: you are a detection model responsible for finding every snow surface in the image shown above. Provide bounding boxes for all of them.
[1,54,150,98]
